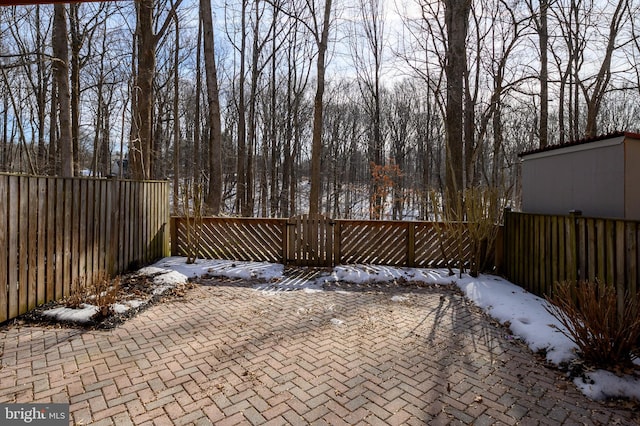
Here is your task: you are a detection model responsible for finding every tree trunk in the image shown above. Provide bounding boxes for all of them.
[235,0,248,215]
[69,3,81,175]
[131,0,154,180]
[53,4,73,178]
[35,5,49,174]
[201,0,223,215]
[539,0,549,148]
[172,10,180,212]
[309,0,332,215]
[583,0,625,138]
[443,0,470,214]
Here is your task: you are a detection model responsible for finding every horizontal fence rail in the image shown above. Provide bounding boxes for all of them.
[503,210,639,300]
[0,174,170,323]
[171,216,475,269]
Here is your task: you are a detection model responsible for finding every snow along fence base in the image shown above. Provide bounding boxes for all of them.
[169,215,486,269]
[0,174,170,324]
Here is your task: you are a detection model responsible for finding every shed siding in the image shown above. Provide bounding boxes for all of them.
[625,139,640,220]
[522,143,625,218]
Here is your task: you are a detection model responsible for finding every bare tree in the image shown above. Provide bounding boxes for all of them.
[443,0,471,211]
[279,13,313,217]
[308,0,333,215]
[130,0,182,180]
[201,0,223,214]
[53,4,73,177]
[351,0,385,218]
[581,0,628,137]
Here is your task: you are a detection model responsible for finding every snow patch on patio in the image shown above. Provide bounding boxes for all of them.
[42,263,189,323]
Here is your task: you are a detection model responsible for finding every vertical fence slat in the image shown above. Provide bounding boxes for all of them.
[46,179,56,302]
[27,178,37,310]
[36,178,47,306]
[586,218,596,282]
[137,182,143,264]
[557,216,565,283]
[627,223,638,301]
[123,181,131,268]
[615,221,626,316]
[116,179,124,271]
[71,179,81,293]
[99,179,108,274]
[516,214,522,286]
[19,177,29,314]
[91,180,100,277]
[543,216,551,295]
[144,182,150,262]
[86,179,95,284]
[150,183,155,259]
[606,220,615,286]
[596,219,605,283]
[550,216,558,289]
[79,180,87,286]
[0,176,7,323]
[523,216,534,288]
[107,179,116,274]
[566,214,577,283]
[55,179,64,300]
[63,178,73,297]
[164,183,170,257]
[534,215,541,295]
[8,177,18,318]
[577,216,586,283]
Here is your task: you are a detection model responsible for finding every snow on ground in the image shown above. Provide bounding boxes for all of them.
[42,304,99,324]
[42,263,192,324]
[151,256,640,403]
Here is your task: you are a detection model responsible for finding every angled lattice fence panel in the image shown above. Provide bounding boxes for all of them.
[172,217,286,263]
[337,220,409,266]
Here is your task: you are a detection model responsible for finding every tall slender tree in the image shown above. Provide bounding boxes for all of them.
[443,0,470,212]
[201,0,223,214]
[53,4,73,177]
[308,0,333,215]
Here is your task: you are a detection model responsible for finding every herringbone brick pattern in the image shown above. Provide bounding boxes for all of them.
[0,280,637,425]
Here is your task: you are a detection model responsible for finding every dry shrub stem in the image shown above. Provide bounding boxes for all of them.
[545,280,640,370]
[430,187,506,277]
[65,272,120,317]
[182,178,203,264]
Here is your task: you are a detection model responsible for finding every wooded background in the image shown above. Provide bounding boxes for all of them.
[1,0,639,219]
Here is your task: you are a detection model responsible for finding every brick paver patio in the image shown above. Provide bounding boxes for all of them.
[0,279,637,425]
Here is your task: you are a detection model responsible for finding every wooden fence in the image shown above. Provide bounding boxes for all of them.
[503,210,639,300]
[0,174,170,323]
[170,215,474,268]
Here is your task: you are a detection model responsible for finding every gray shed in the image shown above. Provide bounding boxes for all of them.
[519,131,640,220]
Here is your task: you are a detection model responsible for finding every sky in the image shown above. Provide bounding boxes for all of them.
[46,255,640,403]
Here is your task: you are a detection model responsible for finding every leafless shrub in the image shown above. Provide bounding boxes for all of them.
[182,178,203,264]
[65,272,120,317]
[464,186,505,277]
[545,280,640,370]
[429,186,506,277]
